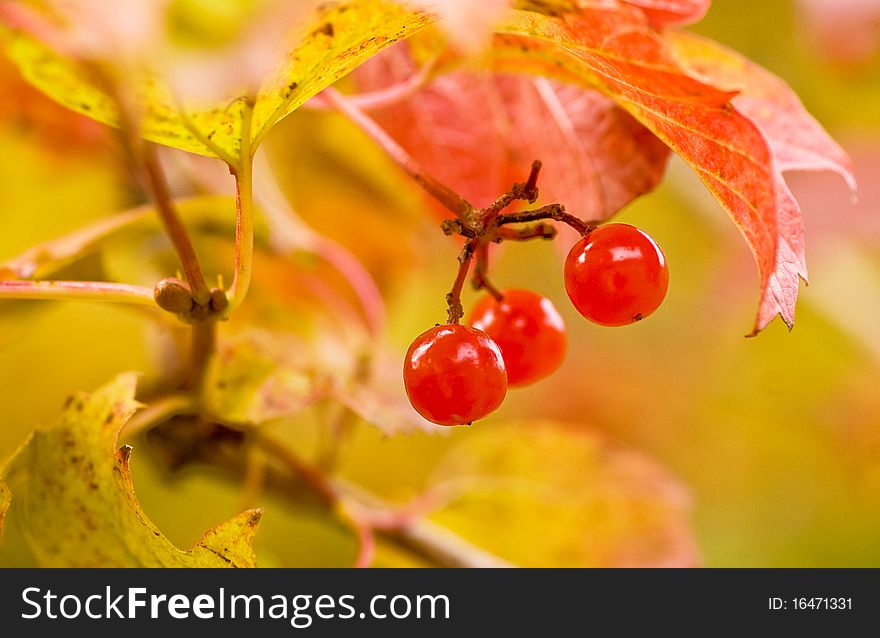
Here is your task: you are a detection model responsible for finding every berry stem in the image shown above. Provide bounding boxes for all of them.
[322,87,476,223]
[446,239,476,324]
[495,203,593,235]
[498,223,557,241]
[472,243,504,301]
[482,159,544,226]
[523,159,543,201]
[0,279,156,306]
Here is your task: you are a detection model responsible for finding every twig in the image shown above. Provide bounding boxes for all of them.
[0,280,156,306]
[495,204,592,235]
[472,243,503,300]
[322,87,475,222]
[120,393,197,440]
[253,432,511,568]
[446,240,476,324]
[498,223,557,241]
[142,145,211,305]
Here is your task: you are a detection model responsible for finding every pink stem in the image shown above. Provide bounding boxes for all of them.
[0,280,156,306]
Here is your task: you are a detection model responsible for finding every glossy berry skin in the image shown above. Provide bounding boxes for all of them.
[404,324,507,426]
[564,224,668,327]
[469,289,567,387]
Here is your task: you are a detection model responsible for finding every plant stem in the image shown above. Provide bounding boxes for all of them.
[322,87,475,222]
[0,280,156,306]
[495,203,592,235]
[120,393,197,440]
[498,223,556,241]
[141,145,211,306]
[446,239,476,324]
[227,100,256,314]
[304,54,437,112]
[379,517,512,568]
[472,243,503,300]
[253,150,387,336]
[187,320,217,393]
[254,433,511,568]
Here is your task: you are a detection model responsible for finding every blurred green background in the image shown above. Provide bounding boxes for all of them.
[1,0,879,566]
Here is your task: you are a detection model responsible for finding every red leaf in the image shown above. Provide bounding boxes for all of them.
[355,42,671,220]
[497,7,785,332]
[665,31,856,333]
[621,0,710,27]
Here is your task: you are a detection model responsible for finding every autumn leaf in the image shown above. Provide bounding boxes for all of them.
[665,31,856,332]
[487,4,850,333]
[0,1,435,167]
[0,374,262,566]
[356,41,671,218]
[202,330,434,434]
[429,420,699,567]
[202,331,325,427]
[620,0,710,27]
[0,479,9,535]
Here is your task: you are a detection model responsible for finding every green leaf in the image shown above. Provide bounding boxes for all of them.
[0,373,261,567]
[429,420,699,567]
[2,1,433,166]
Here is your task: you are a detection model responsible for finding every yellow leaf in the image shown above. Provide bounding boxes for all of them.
[2,1,433,167]
[0,479,9,535]
[430,420,699,567]
[0,373,262,567]
[202,331,322,426]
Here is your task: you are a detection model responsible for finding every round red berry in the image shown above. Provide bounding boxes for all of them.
[403,324,507,426]
[564,224,669,326]
[469,289,567,387]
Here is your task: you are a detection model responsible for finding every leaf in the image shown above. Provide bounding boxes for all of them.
[356,42,671,218]
[0,374,262,567]
[203,330,435,434]
[405,0,513,53]
[665,30,856,333]
[491,5,815,333]
[620,0,710,27]
[202,331,325,427]
[0,479,9,535]
[666,32,855,185]
[1,1,434,165]
[429,420,699,567]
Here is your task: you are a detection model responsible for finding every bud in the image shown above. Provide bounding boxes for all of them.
[154,277,193,314]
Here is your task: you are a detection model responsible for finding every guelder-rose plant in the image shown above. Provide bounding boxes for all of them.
[0,0,853,567]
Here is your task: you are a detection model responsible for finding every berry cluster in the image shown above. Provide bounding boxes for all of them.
[402,162,669,427]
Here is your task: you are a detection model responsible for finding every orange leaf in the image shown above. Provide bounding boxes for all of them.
[665,30,855,333]
[495,5,823,333]
[620,0,710,27]
[356,41,671,219]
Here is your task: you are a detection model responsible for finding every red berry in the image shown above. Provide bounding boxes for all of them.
[564,224,669,326]
[403,324,507,426]
[469,289,567,387]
